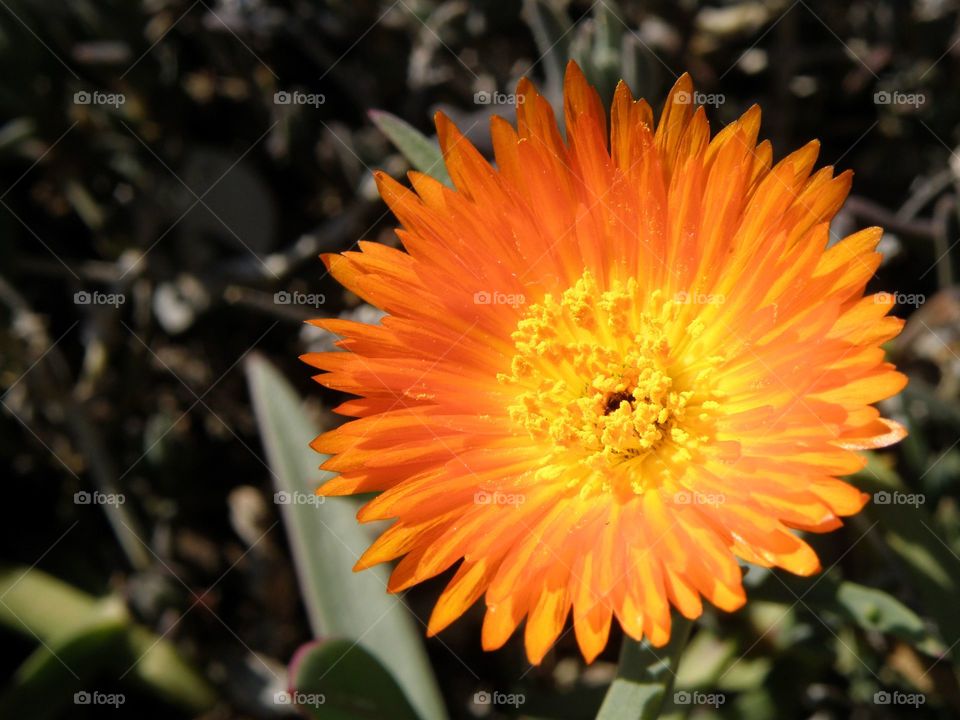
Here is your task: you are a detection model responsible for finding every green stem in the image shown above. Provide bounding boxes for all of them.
[596,615,694,720]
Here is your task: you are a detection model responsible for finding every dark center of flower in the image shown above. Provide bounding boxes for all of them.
[602,390,635,415]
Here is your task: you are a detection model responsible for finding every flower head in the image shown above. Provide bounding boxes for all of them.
[303,62,906,664]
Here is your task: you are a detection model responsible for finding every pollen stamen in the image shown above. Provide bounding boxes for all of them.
[499,272,722,497]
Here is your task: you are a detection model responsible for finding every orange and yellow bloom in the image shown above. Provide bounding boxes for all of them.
[303,62,907,664]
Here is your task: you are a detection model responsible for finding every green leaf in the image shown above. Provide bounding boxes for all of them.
[745,563,942,657]
[245,354,447,720]
[0,564,97,639]
[855,454,960,664]
[596,615,693,720]
[674,627,771,694]
[121,624,219,711]
[0,598,128,720]
[368,110,451,186]
[0,565,216,713]
[289,640,422,720]
[835,581,928,643]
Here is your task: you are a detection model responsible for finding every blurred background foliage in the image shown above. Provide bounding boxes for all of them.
[2,0,960,718]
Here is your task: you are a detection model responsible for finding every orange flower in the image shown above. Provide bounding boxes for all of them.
[303,62,907,665]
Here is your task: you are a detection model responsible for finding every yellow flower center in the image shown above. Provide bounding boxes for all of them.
[500,272,724,498]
